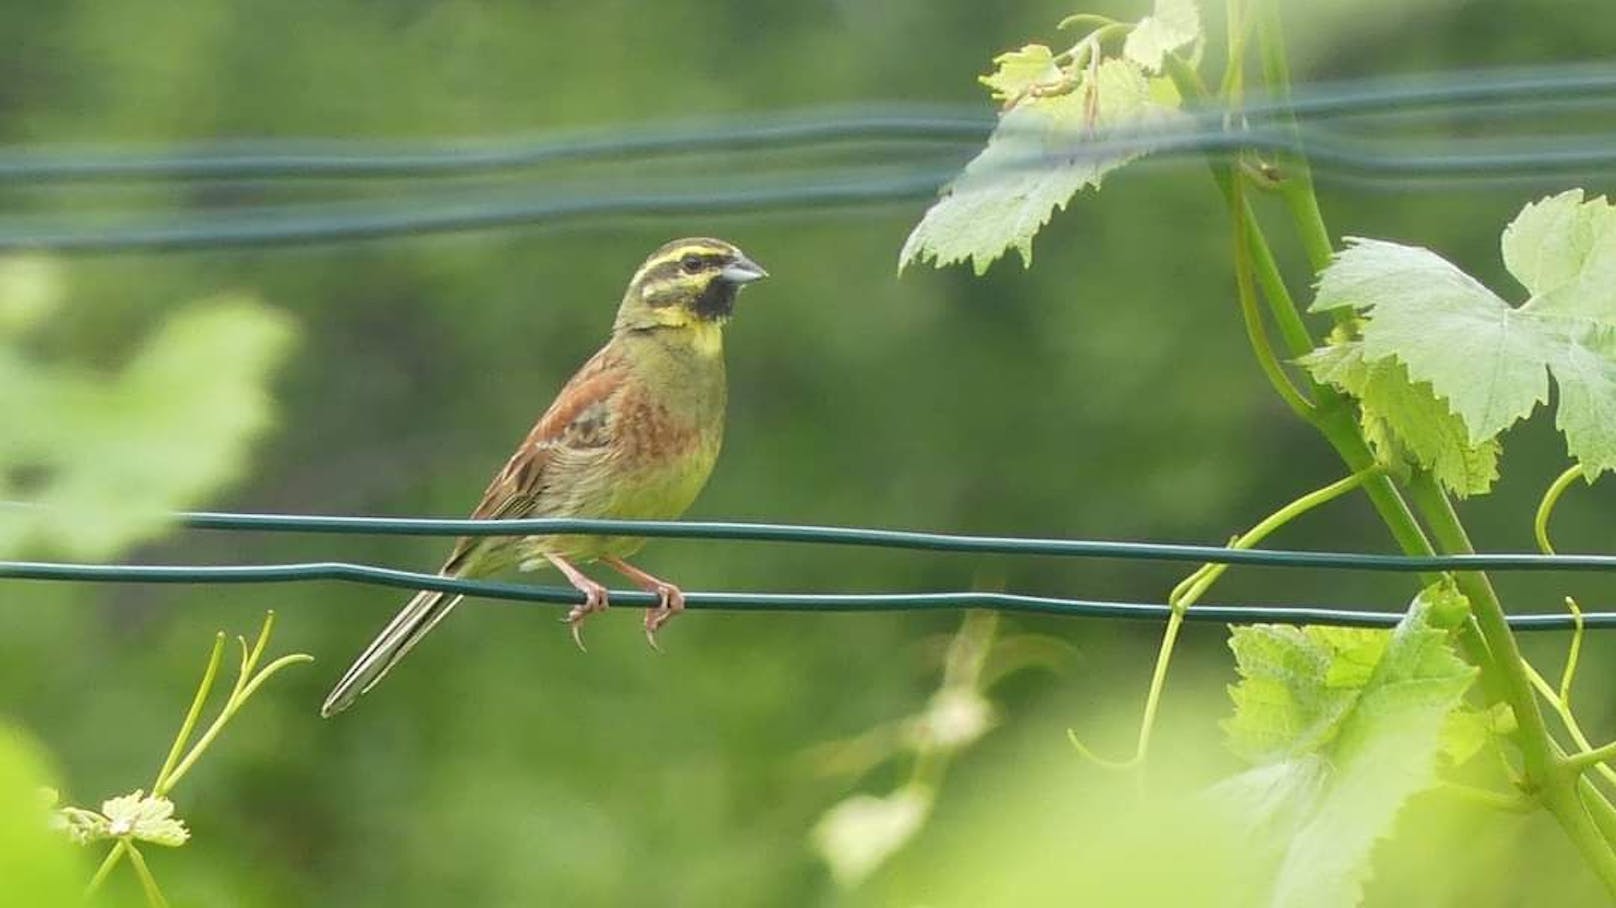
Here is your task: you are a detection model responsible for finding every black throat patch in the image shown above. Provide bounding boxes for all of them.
[692,278,739,320]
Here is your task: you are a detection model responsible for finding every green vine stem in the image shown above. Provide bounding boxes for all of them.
[1536,464,1585,556]
[1230,173,1314,417]
[84,612,312,903]
[1524,464,1604,783]
[1561,732,1616,776]
[1525,659,1616,790]
[1055,13,1120,32]
[1560,598,1586,707]
[1231,1,1616,891]
[1068,467,1375,771]
[124,844,170,908]
[1253,3,1333,274]
[84,841,127,895]
[1528,464,1589,706]
[151,634,225,793]
[1409,455,1616,886]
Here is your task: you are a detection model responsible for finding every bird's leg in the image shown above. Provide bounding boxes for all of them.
[601,556,686,651]
[544,553,608,651]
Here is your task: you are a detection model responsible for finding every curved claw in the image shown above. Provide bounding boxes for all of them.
[601,556,687,652]
[644,584,686,652]
[564,584,608,652]
[546,553,608,652]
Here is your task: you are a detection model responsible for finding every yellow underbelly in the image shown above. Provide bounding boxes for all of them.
[515,444,719,566]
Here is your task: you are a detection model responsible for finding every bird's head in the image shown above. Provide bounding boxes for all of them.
[614,237,768,333]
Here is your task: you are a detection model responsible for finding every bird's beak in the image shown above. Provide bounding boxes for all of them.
[719,254,769,285]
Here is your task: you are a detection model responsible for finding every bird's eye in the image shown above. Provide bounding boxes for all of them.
[680,254,703,274]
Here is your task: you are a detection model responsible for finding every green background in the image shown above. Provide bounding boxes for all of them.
[4,0,1616,903]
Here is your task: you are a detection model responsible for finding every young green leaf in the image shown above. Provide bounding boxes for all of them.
[1222,624,1388,764]
[900,58,1177,275]
[1299,341,1499,496]
[61,791,191,847]
[1123,0,1200,73]
[1214,584,1477,908]
[978,44,1064,105]
[1311,190,1616,477]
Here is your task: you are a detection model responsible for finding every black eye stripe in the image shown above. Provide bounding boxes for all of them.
[631,246,738,296]
[634,261,680,285]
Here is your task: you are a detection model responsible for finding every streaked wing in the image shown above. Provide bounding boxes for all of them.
[321,341,631,716]
[442,342,630,569]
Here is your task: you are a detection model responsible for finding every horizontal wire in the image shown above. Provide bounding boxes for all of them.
[0,64,1612,251]
[0,557,1601,630]
[3,64,1613,184]
[0,170,949,252]
[54,507,1616,574]
[0,108,992,184]
[5,124,1615,253]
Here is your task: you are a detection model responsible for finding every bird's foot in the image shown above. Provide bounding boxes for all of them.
[563,579,609,652]
[643,583,686,652]
[545,553,609,652]
[602,556,686,652]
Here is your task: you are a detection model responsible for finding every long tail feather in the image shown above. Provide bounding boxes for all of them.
[320,586,464,717]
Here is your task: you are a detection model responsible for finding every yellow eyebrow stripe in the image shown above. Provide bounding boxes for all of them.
[630,242,732,284]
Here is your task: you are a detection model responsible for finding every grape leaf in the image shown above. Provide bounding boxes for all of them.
[1123,0,1200,73]
[1310,238,1549,443]
[1299,341,1499,496]
[1501,189,1616,298]
[978,44,1064,105]
[1214,584,1477,908]
[1548,328,1616,476]
[900,58,1177,275]
[0,296,296,559]
[1222,624,1388,764]
[1438,702,1511,769]
[1310,191,1616,477]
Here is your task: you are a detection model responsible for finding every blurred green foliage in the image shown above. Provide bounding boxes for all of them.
[0,728,85,908]
[4,0,1616,904]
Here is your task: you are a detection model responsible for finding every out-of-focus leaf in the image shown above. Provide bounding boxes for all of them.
[98,790,190,847]
[1123,0,1201,72]
[1222,623,1388,764]
[978,44,1063,104]
[0,724,83,908]
[1,295,296,559]
[900,58,1178,275]
[812,786,932,888]
[0,257,62,338]
[1213,584,1477,908]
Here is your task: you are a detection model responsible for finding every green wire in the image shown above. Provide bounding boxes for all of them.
[3,65,1612,183]
[153,509,1616,574]
[0,558,1605,630]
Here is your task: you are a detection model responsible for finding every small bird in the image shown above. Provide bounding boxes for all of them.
[321,237,768,717]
